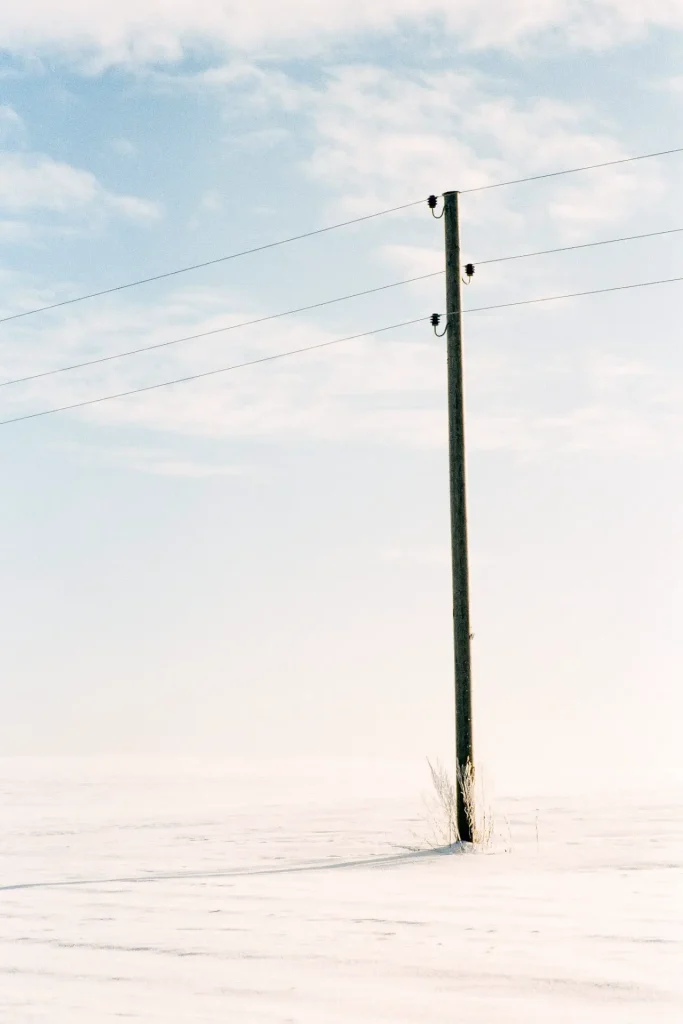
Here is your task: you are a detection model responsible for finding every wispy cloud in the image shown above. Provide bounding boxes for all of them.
[0,152,161,222]
[0,34,679,459]
[0,219,33,243]
[289,67,666,240]
[658,75,683,95]
[0,1,682,66]
[185,60,669,245]
[0,104,24,142]
[1,280,682,457]
[109,137,137,159]
[59,441,248,477]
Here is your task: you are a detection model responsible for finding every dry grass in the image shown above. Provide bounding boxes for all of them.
[420,758,494,849]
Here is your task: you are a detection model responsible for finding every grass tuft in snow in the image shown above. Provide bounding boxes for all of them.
[413,758,494,851]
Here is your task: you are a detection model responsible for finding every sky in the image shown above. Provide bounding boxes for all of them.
[0,2,682,794]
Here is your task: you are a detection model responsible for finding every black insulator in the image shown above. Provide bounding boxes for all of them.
[430,313,441,327]
[427,195,438,209]
[464,263,475,278]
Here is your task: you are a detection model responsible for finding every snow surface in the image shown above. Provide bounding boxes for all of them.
[0,759,681,1022]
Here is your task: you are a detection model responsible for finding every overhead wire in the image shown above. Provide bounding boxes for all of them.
[2,272,682,429]
[3,225,681,389]
[0,272,442,389]
[0,199,426,326]
[0,144,681,328]
[474,226,683,267]
[461,274,683,315]
[0,317,429,427]
[460,145,683,193]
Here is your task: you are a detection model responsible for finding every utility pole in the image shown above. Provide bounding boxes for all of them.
[443,190,474,842]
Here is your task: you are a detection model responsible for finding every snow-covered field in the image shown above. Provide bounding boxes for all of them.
[0,759,680,1022]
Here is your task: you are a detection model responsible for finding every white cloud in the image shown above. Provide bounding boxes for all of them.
[138,458,243,477]
[0,105,24,142]
[186,60,662,234]
[0,153,97,212]
[659,76,683,95]
[107,192,161,221]
[2,279,682,457]
[134,59,678,246]
[0,287,445,445]
[0,56,679,458]
[271,66,668,244]
[381,244,442,279]
[59,441,247,477]
[0,152,161,221]
[0,1,682,65]
[0,220,33,243]
[110,137,137,158]
[199,190,223,213]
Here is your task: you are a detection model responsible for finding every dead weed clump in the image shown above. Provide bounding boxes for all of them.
[418,758,493,850]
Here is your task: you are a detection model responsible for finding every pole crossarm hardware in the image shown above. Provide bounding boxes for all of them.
[430,312,448,337]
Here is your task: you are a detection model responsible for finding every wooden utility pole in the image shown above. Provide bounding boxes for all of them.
[443,190,474,842]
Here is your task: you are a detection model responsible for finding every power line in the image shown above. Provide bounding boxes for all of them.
[5,223,680,390]
[461,145,683,194]
[463,274,683,315]
[3,272,682,429]
[0,317,428,428]
[475,226,683,267]
[1,144,681,330]
[5,222,682,391]
[0,199,426,326]
[0,272,441,389]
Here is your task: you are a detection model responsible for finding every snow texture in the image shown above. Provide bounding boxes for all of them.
[0,759,681,1022]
